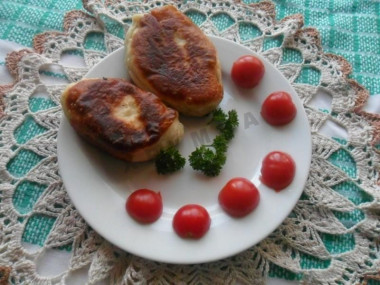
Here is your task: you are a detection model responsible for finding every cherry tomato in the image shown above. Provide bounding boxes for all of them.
[126,189,163,224]
[218,177,260,217]
[261,91,297,126]
[173,204,211,239]
[231,55,265,88]
[261,151,295,191]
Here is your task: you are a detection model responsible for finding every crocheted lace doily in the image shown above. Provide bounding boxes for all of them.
[1,1,379,284]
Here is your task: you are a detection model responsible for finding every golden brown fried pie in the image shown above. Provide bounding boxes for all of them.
[61,78,184,162]
[125,5,223,117]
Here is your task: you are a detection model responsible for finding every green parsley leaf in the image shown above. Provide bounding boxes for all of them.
[212,135,228,153]
[188,146,226,177]
[222,110,239,141]
[155,146,186,174]
[189,108,239,176]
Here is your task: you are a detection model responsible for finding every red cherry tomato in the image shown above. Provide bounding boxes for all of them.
[173,204,211,239]
[218,177,260,217]
[261,91,297,126]
[261,151,295,191]
[126,189,163,224]
[231,55,265,88]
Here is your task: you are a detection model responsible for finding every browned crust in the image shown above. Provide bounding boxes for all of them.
[129,5,223,109]
[63,78,178,156]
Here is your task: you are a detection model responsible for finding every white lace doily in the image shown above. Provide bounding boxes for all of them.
[1,1,380,284]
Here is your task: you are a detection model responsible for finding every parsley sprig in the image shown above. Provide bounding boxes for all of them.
[211,109,239,141]
[155,146,186,174]
[189,108,239,176]
[155,108,239,176]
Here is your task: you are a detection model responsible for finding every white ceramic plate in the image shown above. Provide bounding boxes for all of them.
[57,36,312,264]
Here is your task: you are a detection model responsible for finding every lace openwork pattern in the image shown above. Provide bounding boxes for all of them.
[0,0,379,284]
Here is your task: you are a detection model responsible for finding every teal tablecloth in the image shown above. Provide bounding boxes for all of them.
[1,0,379,95]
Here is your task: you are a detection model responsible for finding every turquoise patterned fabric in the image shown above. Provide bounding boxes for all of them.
[1,0,379,282]
[1,0,379,94]
[265,0,380,96]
